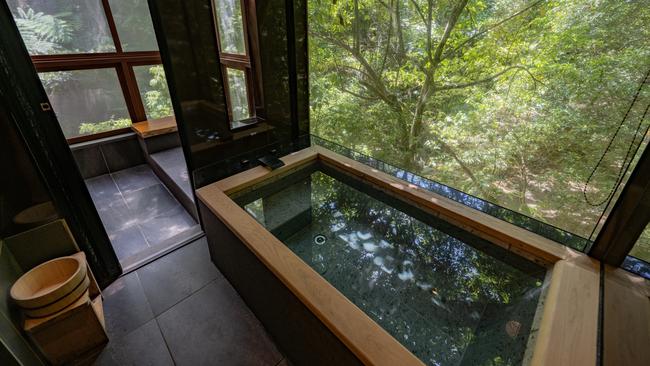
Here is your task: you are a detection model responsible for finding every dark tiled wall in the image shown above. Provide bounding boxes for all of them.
[71,134,145,179]
[139,132,181,155]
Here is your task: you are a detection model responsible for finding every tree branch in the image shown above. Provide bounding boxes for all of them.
[314,33,404,112]
[338,86,377,101]
[431,133,490,196]
[434,65,539,91]
[407,0,469,154]
[408,0,427,28]
[442,0,546,61]
[432,0,469,65]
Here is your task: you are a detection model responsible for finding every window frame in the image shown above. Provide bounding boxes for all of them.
[25,0,167,144]
[209,0,263,128]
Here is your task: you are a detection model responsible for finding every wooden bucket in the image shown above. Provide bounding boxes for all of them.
[10,256,89,317]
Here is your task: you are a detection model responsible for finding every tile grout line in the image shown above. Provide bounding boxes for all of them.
[150,277,224,365]
[154,316,178,366]
[134,271,178,366]
[99,145,111,174]
[126,169,193,249]
[113,168,155,249]
[113,173,153,253]
[100,169,153,266]
[154,277,222,319]
[109,164,196,267]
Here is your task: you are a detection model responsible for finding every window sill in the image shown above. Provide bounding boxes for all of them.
[131,116,177,139]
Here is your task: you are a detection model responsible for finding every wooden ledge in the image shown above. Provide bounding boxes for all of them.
[530,258,600,366]
[603,266,650,366]
[131,116,177,138]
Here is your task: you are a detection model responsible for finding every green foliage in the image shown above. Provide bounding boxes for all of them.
[14,7,73,55]
[78,118,131,135]
[309,0,650,247]
[630,226,650,261]
[143,65,173,119]
[76,65,172,135]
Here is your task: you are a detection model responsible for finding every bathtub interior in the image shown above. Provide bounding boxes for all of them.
[232,161,548,366]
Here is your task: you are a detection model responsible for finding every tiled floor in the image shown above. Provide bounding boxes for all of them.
[94,238,287,366]
[86,164,199,267]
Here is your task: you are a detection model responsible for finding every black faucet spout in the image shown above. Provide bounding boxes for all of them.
[258,155,285,170]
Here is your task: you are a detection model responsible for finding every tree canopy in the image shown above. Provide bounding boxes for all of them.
[309,0,650,253]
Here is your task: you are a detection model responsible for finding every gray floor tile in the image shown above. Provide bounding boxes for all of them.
[86,175,121,206]
[150,147,192,198]
[97,199,135,233]
[137,238,220,315]
[94,320,173,366]
[101,272,154,338]
[150,147,185,167]
[157,279,282,366]
[112,164,160,194]
[123,184,178,222]
[109,225,150,265]
[138,205,196,244]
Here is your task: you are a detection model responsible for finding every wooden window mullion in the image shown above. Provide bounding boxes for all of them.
[246,0,263,110]
[211,0,261,126]
[115,62,144,122]
[101,0,123,54]
[221,65,233,119]
[24,0,167,143]
[245,68,256,115]
[123,61,147,121]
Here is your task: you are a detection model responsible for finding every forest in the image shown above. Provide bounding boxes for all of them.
[308,0,650,258]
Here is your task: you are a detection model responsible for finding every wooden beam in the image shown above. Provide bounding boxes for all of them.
[214,148,318,194]
[31,52,162,72]
[314,146,575,264]
[530,258,600,366]
[602,265,650,366]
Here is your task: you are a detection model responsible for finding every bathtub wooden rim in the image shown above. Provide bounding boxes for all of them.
[197,146,600,366]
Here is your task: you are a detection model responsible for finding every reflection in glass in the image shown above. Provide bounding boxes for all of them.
[629,223,650,263]
[133,65,173,120]
[108,0,159,51]
[8,0,115,55]
[236,164,546,366]
[39,69,131,138]
[226,68,251,122]
[213,0,246,54]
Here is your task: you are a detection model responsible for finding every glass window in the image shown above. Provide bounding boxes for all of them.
[108,0,159,51]
[8,0,115,55]
[39,69,131,138]
[630,224,650,263]
[213,0,246,55]
[308,0,650,244]
[133,65,173,120]
[226,68,251,122]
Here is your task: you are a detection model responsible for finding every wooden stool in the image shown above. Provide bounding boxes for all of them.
[22,252,107,365]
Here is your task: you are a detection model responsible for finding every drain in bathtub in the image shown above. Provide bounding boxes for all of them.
[314,234,327,245]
